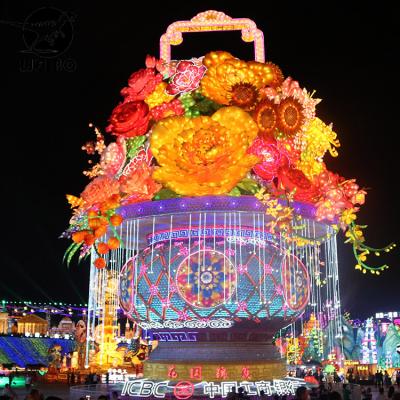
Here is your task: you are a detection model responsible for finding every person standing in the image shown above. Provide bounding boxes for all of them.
[295,386,309,400]
[327,373,334,391]
[25,374,32,390]
[342,384,351,400]
[385,371,391,387]
[70,371,75,385]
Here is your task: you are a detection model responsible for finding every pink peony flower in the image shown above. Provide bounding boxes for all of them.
[248,138,288,182]
[166,60,206,95]
[100,140,126,176]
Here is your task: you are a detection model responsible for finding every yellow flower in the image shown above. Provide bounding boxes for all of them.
[201,51,276,110]
[150,106,259,196]
[354,225,365,242]
[144,82,174,109]
[340,208,357,225]
[295,118,340,179]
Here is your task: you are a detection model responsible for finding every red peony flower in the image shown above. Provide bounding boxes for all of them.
[166,60,206,95]
[248,138,288,182]
[120,67,163,102]
[106,101,150,137]
[277,166,319,203]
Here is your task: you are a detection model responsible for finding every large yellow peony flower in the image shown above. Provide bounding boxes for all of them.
[201,51,279,111]
[150,106,259,196]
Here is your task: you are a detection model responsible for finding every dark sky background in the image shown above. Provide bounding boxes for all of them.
[1,1,399,319]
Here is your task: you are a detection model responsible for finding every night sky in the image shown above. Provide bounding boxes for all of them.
[1,1,399,319]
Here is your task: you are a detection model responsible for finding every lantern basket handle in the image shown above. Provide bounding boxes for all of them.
[160,10,265,63]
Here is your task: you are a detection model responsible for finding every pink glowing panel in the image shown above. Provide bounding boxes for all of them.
[160,10,265,63]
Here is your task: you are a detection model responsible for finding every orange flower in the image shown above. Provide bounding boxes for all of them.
[84,233,95,246]
[88,217,104,230]
[99,194,121,213]
[94,225,108,239]
[109,214,123,226]
[201,51,277,110]
[97,242,109,254]
[150,107,259,196]
[107,237,120,250]
[81,176,119,207]
[72,230,88,243]
[94,257,106,269]
[119,161,161,205]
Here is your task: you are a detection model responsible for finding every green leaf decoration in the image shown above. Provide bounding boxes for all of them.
[236,178,261,194]
[153,188,181,200]
[65,242,82,267]
[78,250,91,263]
[228,187,241,197]
[126,136,147,159]
[63,242,78,264]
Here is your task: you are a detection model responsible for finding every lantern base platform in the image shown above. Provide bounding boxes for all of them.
[146,330,285,381]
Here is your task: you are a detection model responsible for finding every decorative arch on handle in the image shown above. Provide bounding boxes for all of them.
[160,10,265,63]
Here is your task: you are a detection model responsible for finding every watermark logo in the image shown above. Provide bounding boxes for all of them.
[1,7,76,72]
[21,7,74,57]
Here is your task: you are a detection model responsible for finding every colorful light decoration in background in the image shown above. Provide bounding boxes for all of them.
[361,318,378,365]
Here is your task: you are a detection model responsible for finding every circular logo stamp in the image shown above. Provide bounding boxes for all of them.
[173,381,194,400]
[22,7,74,58]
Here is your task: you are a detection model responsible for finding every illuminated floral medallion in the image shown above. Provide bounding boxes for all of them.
[176,250,236,308]
[120,257,135,313]
[281,253,309,312]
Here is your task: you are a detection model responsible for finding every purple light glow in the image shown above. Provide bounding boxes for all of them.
[119,195,333,224]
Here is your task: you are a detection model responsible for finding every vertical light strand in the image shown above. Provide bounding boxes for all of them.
[197,213,202,306]
[100,267,106,365]
[333,231,344,366]
[262,212,266,305]
[256,213,262,300]
[202,212,207,308]
[233,211,238,305]
[238,212,242,304]
[231,212,237,303]
[305,219,315,310]
[127,219,134,308]
[150,216,155,274]
[188,214,192,285]
[325,237,333,357]
[223,212,227,303]
[167,215,174,301]
[213,212,216,251]
[132,220,138,308]
[85,247,96,367]
[313,220,323,358]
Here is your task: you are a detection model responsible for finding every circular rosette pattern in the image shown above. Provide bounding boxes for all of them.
[176,250,236,308]
[150,106,259,196]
